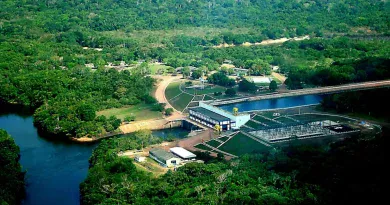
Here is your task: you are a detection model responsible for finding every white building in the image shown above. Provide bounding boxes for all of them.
[189,102,250,130]
[170,147,196,160]
[134,156,146,162]
[149,148,181,167]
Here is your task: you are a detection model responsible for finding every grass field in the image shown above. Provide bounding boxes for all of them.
[165,81,230,111]
[274,117,297,124]
[250,75,282,86]
[169,93,193,111]
[253,116,281,126]
[184,85,226,95]
[218,132,271,156]
[194,143,213,151]
[203,95,214,101]
[254,83,271,86]
[192,95,204,101]
[165,81,183,100]
[133,158,167,177]
[205,140,222,148]
[97,104,162,121]
[187,102,199,107]
[165,81,197,111]
[149,64,172,75]
[245,120,265,129]
[218,136,230,142]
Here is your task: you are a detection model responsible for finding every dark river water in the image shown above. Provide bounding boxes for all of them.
[219,94,325,112]
[0,94,323,205]
[0,110,98,205]
[0,105,189,205]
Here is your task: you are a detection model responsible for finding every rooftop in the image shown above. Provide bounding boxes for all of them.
[149,148,176,161]
[170,147,196,159]
[190,107,230,122]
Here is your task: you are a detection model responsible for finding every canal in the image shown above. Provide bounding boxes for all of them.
[219,94,325,112]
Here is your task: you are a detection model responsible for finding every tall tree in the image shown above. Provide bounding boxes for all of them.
[269,80,277,91]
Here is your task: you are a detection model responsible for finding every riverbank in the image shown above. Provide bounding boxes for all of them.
[70,118,186,143]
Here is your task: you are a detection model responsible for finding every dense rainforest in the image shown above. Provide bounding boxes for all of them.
[0,0,389,138]
[0,1,387,204]
[321,88,390,121]
[0,129,25,205]
[80,128,385,205]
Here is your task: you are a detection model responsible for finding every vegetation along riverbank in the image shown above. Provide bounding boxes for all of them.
[0,129,26,204]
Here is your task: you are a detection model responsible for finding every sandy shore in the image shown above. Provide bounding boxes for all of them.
[69,137,95,142]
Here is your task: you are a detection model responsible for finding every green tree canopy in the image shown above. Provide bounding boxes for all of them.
[269,80,278,91]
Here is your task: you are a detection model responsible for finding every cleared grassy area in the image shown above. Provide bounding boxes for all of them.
[184,85,226,95]
[252,76,282,86]
[194,143,213,151]
[149,64,172,75]
[203,95,214,101]
[169,93,193,111]
[245,120,265,129]
[274,117,297,124]
[255,83,271,86]
[205,140,222,148]
[218,132,271,156]
[187,102,199,107]
[133,158,167,177]
[192,95,204,101]
[166,81,204,111]
[165,81,183,100]
[97,104,162,121]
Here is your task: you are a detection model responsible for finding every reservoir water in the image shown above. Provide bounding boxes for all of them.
[219,94,324,112]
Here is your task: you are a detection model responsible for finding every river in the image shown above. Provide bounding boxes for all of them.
[0,107,98,205]
[219,94,325,112]
[0,105,189,205]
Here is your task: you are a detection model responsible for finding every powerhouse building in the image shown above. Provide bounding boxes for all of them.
[189,102,250,131]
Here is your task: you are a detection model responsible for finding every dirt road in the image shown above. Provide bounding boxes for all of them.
[213,35,310,48]
[153,75,185,119]
[271,72,287,83]
[119,75,185,134]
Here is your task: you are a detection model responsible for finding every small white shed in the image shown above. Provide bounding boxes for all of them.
[134,156,146,162]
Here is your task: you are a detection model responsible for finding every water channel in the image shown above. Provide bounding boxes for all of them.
[0,94,324,205]
[219,94,325,112]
